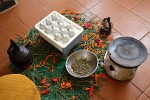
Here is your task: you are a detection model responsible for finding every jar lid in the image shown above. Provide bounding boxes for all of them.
[108,37,147,68]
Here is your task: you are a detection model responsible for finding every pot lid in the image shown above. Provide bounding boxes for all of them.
[108,37,147,68]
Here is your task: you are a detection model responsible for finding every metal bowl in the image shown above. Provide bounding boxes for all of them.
[66,50,99,78]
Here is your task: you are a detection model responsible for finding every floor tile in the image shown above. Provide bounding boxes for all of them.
[131,0,150,22]
[0,10,26,30]
[0,46,6,55]
[0,34,17,54]
[111,28,122,39]
[145,86,150,98]
[25,0,87,29]
[39,0,86,13]
[0,10,28,53]
[16,0,27,5]
[137,93,150,100]
[12,0,49,23]
[1,0,150,99]
[89,91,102,100]
[0,46,10,65]
[113,11,150,40]
[140,32,150,54]
[0,47,11,73]
[0,71,4,77]
[98,81,141,100]
[131,55,150,91]
[0,28,28,53]
[24,9,51,28]
[74,0,103,9]
[113,0,143,10]
[0,64,12,75]
[81,10,97,22]
[90,0,128,21]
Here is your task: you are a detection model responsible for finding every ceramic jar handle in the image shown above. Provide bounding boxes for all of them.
[7,39,18,56]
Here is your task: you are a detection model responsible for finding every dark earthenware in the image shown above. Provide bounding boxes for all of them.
[7,39,33,69]
[100,17,112,36]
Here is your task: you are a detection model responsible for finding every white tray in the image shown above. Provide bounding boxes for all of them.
[35,11,83,52]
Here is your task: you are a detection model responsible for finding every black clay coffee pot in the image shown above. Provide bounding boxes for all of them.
[7,39,33,69]
[100,17,112,36]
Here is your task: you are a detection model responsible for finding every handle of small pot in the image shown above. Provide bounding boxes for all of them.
[7,39,19,56]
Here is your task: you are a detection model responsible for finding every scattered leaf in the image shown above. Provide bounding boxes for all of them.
[71,96,78,100]
[42,84,50,88]
[84,88,90,91]
[51,66,54,72]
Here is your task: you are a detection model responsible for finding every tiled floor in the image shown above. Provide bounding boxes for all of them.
[0,0,150,99]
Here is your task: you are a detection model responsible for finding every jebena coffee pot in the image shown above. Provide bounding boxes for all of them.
[7,39,33,69]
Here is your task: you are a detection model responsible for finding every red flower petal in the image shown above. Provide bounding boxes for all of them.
[98,73,107,79]
[107,78,115,84]
[52,57,57,64]
[84,22,92,29]
[89,85,94,97]
[41,89,49,95]
[74,16,79,21]
[41,77,46,85]
[51,78,57,83]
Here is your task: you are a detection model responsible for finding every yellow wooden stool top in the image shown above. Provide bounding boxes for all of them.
[0,74,40,100]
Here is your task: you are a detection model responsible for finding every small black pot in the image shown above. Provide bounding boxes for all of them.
[100,17,112,36]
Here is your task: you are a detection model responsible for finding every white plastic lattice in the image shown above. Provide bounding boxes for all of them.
[35,11,83,52]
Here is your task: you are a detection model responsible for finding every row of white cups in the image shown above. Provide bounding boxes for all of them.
[39,13,76,43]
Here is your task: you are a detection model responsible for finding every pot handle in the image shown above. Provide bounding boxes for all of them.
[7,39,19,55]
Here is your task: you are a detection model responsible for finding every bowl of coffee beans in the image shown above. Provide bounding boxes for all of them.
[66,50,99,78]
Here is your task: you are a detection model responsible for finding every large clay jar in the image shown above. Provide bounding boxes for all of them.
[7,39,33,69]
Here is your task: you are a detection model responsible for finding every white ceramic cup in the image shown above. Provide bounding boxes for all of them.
[46,18,52,25]
[57,17,63,23]
[58,21,65,29]
[45,26,53,34]
[62,33,70,43]
[51,13,58,21]
[40,22,46,30]
[54,33,62,41]
[53,26,60,33]
[60,28,68,34]
[51,21,58,26]
[66,24,73,30]
[68,29,75,37]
